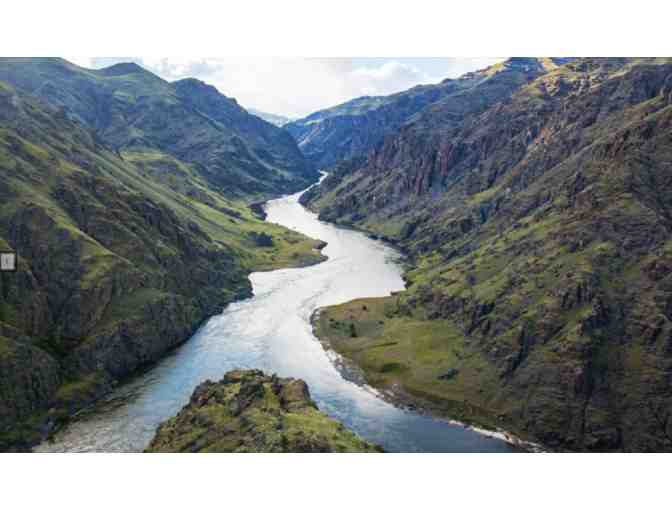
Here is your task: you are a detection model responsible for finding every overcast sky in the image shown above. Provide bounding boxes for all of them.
[67,57,503,118]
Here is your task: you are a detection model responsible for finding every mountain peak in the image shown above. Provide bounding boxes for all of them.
[173,77,218,93]
[172,78,240,108]
[474,57,575,80]
[98,62,149,77]
[502,57,575,72]
[504,56,544,66]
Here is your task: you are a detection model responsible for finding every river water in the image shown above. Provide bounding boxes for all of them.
[36,189,516,452]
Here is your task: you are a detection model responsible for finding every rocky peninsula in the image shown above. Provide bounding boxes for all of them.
[146,369,382,452]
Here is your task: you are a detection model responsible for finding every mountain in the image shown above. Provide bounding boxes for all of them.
[0,58,318,199]
[285,58,573,168]
[304,58,672,451]
[0,73,325,450]
[248,108,293,127]
[146,369,381,452]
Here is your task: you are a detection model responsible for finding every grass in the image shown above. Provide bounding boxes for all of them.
[314,297,508,429]
[0,97,325,279]
[300,58,672,450]
[0,335,14,357]
[53,373,105,404]
[97,288,172,329]
[117,148,326,272]
[0,303,18,327]
[0,82,330,450]
[147,373,379,452]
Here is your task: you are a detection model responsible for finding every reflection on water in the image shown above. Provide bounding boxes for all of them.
[36,189,516,452]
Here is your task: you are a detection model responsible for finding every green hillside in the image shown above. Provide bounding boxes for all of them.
[0,78,323,451]
[0,58,318,200]
[305,58,672,451]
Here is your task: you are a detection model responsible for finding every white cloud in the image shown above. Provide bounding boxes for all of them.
[65,57,97,68]
[78,57,503,118]
[348,61,437,96]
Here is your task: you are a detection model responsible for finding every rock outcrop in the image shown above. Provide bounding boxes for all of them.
[146,370,381,452]
[0,73,323,451]
[305,58,672,451]
[286,58,572,169]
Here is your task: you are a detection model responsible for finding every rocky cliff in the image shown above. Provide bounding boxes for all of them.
[0,76,324,451]
[146,369,381,452]
[286,58,572,169]
[305,58,672,451]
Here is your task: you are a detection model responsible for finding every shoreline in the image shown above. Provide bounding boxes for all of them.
[25,191,330,453]
[299,186,544,452]
[32,181,533,453]
[309,307,545,453]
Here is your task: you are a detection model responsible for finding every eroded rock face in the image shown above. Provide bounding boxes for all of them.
[146,370,381,453]
[305,58,672,451]
[0,80,252,450]
[0,60,326,451]
[286,58,565,169]
[0,336,61,438]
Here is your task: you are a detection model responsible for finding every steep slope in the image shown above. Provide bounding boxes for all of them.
[146,370,381,452]
[286,58,571,168]
[0,58,317,199]
[0,81,325,451]
[248,108,292,127]
[306,58,672,451]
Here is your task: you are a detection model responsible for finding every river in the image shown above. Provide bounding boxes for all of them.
[36,188,516,452]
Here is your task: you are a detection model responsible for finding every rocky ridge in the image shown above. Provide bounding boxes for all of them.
[146,369,381,452]
[0,73,324,450]
[286,58,572,169]
[0,58,318,199]
[304,57,672,451]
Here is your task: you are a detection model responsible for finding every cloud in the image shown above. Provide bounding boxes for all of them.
[348,61,437,96]
[65,57,97,68]
[74,57,503,118]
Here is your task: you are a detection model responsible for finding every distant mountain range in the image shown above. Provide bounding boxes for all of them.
[285,58,573,168]
[0,58,317,199]
[248,108,293,127]
[302,57,672,451]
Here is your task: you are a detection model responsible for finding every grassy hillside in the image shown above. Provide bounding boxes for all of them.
[0,58,318,200]
[0,80,324,450]
[306,58,672,451]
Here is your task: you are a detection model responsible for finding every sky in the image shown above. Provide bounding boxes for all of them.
[67,57,504,118]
